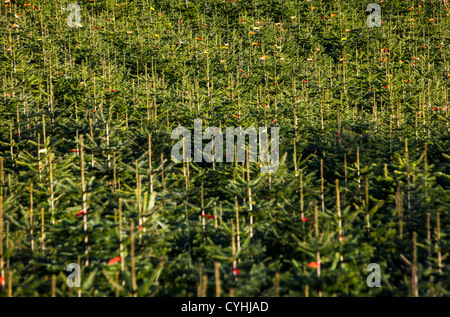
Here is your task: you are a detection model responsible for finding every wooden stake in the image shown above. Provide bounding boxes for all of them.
[436,212,442,273]
[357,147,361,201]
[51,275,56,297]
[214,262,221,297]
[77,256,81,297]
[365,178,370,229]
[300,169,304,220]
[131,222,137,297]
[246,146,253,238]
[161,153,166,195]
[8,270,12,297]
[405,139,411,213]
[197,260,203,297]
[235,197,240,252]
[0,196,4,291]
[336,179,342,237]
[396,181,403,239]
[30,183,34,254]
[149,134,153,193]
[231,220,237,281]
[0,157,4,187]
[343,153,347,207]
[314,205,321,278]
[411,232,418,297]
[202,274,208,297]
[320,159,325,213]
[49,153,55,225]
[41,208,45,251]
[80,135,88,266]
[136,163,142,244]
[119,198,125,272]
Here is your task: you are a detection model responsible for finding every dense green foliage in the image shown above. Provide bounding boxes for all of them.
[0,0,449,297]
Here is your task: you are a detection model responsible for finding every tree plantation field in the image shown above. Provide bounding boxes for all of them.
[0,0,449,297]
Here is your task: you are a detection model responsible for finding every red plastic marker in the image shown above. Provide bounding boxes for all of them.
[108,256,121,265]
[75,210,87,217]
[307,262,320,268]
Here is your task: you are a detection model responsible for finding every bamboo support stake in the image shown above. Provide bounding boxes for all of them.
[37,134,42,181]
[389,114,393,154]
[136,163,142,244]
[80,135,88,266]
[42,115,46,145]
[314,204,321,295]
[320,103,324,143]
[214,262,221,297]
[51,275,56,297]
[300,169,304,220]
[293,120,297,174]
[202,274,208,297]
[357,147,361,201]
[41,208,45,251]
[201,181,205,235]
[149,134,153,194]
[411,232,418,297]
[219,203,223,227]
[16,104,20,139]
[161,153,166,195]
[424,143,428,193]
[213,207,217,229]
[235,197,240,252]
[436,212,442,273]
[8,270,12,297]
[113,152,117,192]
[320,159,325,213]
[131,222,137,297]
[343,153,347,207]
[336,179,342,237]
[10,124,14,162]
[30,183,34,254]
[183,137,189,221]
[425,212,431,266]
[5,222,9,269]
[106,123,110,168]
[197,260,203,297]
[0,196,4,290]
[89,119,95,168]
[49,153,55,225]
[0,157,3,188]
[119,199,125,272]
[336,179,344,262]
[207,54,213,118]
[405,139,411,213]
[231,220,237,281]
[246,147,253,238]
[396,181,403,239]
[365,178,370,230]
[145,65,150,123]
